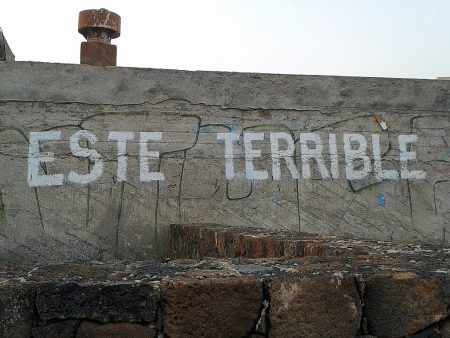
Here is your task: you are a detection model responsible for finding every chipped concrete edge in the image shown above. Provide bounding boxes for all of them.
[0,28,15,61]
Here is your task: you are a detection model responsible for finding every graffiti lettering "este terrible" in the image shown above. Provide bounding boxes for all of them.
[27,131,426,187]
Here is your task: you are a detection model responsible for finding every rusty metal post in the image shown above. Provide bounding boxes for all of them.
[78,9,121,67]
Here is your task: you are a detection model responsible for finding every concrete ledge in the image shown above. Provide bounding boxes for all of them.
[0,61,449,109]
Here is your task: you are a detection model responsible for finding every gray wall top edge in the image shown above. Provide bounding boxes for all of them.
[2,60,445,82]
[0,61,449,111]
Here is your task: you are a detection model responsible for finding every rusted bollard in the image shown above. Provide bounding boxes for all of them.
[78,8,121,66]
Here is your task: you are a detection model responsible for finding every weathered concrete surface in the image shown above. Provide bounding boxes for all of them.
[0,61,448,263]
[0,29,14,61]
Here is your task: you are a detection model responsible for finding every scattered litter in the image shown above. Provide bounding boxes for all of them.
[375,114,389,131]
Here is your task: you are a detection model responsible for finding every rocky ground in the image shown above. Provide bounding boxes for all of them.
[0,223,448,337]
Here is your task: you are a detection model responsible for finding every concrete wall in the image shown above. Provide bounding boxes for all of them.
[0,61,448,263]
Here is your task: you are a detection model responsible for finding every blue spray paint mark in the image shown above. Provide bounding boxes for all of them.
[378,194,385,207]
[230,116,240,132]
[199,126,211,133]
[442,149,450,161]
[272,196,282,205]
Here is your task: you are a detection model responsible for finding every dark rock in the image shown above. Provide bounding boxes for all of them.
[76,321,155,338]
[407,323,441,338]
[32,320,80,338]
[162,276,262,338]
[36,282,160,323]
[364,273,449,337]
[0,283,36,338]
[440,318,450,338]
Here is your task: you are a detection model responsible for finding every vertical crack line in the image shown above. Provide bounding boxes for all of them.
[85,157,92,229]
[33,187,44,229]
[154,160,162,260]
[433,180,450,247]
[407,179,413,226]
[262,280,272,337]
[155,181,160,259]
[0,188,5,234]
[0,128,43,230]
[443,228,447,248]
[295,179,301,232]
[85,183,90,229]
[115,181,125,257]
[354,274,368,335]
[178,149,187,223]
[293,137,301,233]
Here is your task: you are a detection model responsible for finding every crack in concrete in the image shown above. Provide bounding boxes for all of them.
[2,97,450,114]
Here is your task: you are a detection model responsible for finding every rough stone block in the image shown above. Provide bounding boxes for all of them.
[36,282,160,323]
[76,321,155,338]
[267,274,362,338]
[0,284,36,338]
[162,277,262,338]
[440,318,450,338]
[364,273,449,337]
[169,224,375,261]
[407,324,441,338]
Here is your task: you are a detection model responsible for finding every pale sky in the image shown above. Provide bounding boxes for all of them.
[1,0,449,79]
